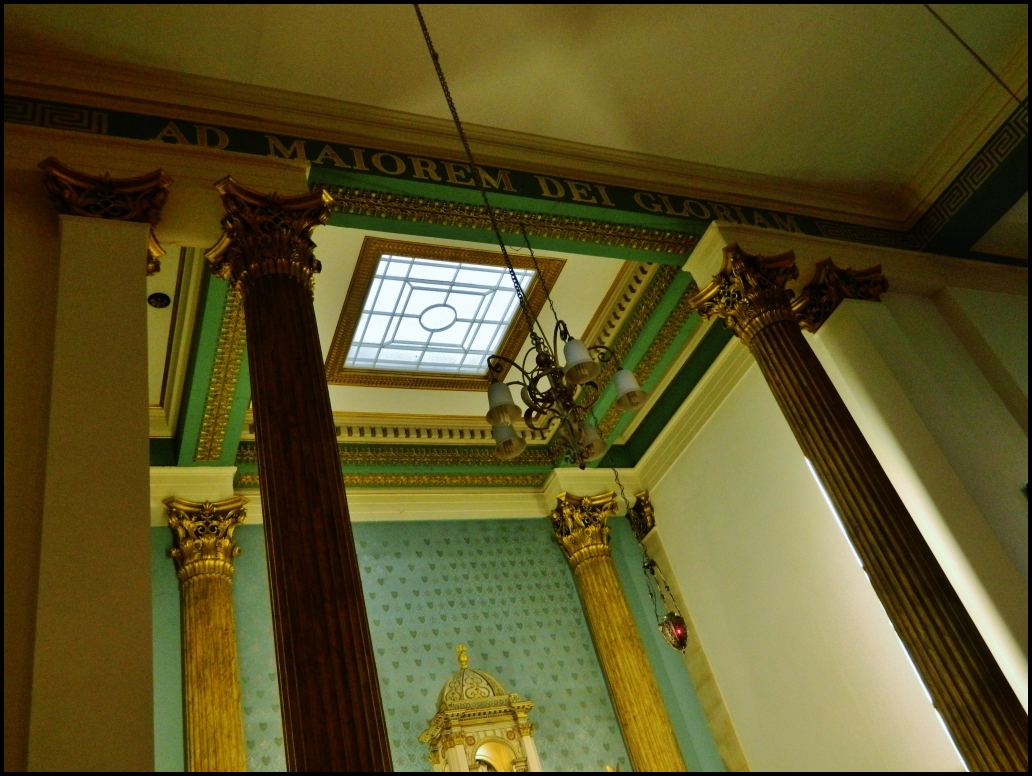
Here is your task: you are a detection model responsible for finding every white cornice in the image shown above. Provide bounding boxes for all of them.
[235,486,550,525]
[901,41,1028,229]
[3,48,930,229]
[686,222,1030,301]
[149,326,754,524]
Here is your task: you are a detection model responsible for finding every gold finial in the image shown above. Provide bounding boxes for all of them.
[456,644,468,669]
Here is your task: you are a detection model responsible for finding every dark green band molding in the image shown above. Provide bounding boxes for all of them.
[7,93,1025,263]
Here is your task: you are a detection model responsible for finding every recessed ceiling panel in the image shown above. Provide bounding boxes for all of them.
[325,237,564,391]
[345,253,533,375]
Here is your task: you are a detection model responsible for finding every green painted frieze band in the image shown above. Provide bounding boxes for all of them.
[8,93,1025,260]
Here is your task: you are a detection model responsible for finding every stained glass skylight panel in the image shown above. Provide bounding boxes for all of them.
[345,253,534,375]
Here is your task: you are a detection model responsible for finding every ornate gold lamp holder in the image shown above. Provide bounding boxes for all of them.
[623,485,688,652]
[485,318,647,468]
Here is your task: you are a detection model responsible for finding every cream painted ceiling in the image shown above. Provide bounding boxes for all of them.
[5,4,1027,203]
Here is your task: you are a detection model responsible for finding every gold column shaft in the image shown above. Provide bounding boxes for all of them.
[180,572,246,772]
[691,245,1027,771]
[551,493,686,772]
[576,555,686,771]
[166,496,248,772]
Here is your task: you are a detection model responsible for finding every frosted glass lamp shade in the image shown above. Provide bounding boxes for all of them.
[491,424,526,460]
[577,420,607,462]
[614,368,648,410]
[486,381,521,426]
[563,339,600,385]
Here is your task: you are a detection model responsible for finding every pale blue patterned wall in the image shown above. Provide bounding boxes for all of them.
[233,526,287,772]
[153,519,641,772]
[352,519,630,772]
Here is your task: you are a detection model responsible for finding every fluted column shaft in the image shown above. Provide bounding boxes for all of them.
[751,318,1026,770]
[180,575,244,771]
[550,493,686,772]
[166,496,248,772]
[691,245,1027,772]
[206,179,391,771]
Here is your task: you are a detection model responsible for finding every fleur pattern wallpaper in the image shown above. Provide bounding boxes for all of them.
[152,519,632,772]
[352,518,630,772]
[233,527,287,772]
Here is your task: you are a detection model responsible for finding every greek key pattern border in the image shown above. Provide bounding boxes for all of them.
[910,102,1028,247]
[4,95,109,134]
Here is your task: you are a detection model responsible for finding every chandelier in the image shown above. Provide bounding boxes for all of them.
[414,7,649,468]
[485,296,647,467]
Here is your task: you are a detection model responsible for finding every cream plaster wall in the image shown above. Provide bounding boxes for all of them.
[810,297,1028,705]
[2,121,310,774]
[28,216,154,771]
[3,170,61,773]
[650,365,964,771]
[947,286,1028,397]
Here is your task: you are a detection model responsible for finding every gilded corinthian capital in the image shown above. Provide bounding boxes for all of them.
[548,492,618,567]
[205,177,332,294]
[38,156,171,274]
[688,244,798,344]
[164,496,248,581]
[792,258,888,333]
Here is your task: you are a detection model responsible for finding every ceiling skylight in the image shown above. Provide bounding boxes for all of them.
[345,253,534,375]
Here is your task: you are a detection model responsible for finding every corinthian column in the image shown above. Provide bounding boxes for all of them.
[205,178,391,771]
[689,245,1027,772]
[165,496,248,772]
[549,492,686,772]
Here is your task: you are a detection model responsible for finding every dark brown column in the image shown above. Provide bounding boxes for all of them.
[206,178,392,771]
[690,245,1027,772]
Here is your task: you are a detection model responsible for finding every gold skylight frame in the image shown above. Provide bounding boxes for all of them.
[325,237,565,391]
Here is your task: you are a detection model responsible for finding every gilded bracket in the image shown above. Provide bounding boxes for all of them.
[39,156,171,274]
[689,243,888,341]
[626,491,656,542]
[791,258,888,332]
[205,177,332,295]
[687,243,798,345]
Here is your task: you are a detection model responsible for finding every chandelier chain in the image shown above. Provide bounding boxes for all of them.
[610,466,630,513]
[413,4,553,353]
[922,4,1026,107]
[520,223,561,327]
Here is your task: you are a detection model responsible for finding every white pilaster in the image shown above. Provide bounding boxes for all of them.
[29,216,154,771]
[521,734,543,772]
